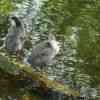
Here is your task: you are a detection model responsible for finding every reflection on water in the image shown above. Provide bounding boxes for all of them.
[31,32,99,99]
[1,0,100,99]
[19,0,99,97]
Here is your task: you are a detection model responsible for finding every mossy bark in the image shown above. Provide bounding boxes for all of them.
[0,51,80,99]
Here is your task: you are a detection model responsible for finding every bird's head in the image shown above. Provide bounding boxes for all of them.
[9,16,21,27]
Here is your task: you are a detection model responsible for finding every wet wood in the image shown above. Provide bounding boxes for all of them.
[0,52,80,99]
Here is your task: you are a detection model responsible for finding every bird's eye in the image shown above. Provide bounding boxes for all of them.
[20,37,24,40]
[47,42,51,47]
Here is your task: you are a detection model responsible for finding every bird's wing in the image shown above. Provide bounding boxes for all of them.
[31,41,52,58]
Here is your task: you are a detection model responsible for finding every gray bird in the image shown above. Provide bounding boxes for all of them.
[26,34,60,69]
[6,16,25,55]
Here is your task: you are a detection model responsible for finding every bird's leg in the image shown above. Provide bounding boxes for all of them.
[35,67,41,72]
[39,65,44,73]
[16,50,25,60]
[40,64,48,75]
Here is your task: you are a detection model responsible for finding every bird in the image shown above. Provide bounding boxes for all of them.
[26,34,60,70]
[5,16,26,56]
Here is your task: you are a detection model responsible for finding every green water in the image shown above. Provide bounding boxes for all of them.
[0,0,100,99]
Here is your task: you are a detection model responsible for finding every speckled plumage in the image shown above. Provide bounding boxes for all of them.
[27,34,60,68]
[6,16,25,54]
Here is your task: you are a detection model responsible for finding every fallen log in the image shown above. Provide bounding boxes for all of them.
[0,51,80,99]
